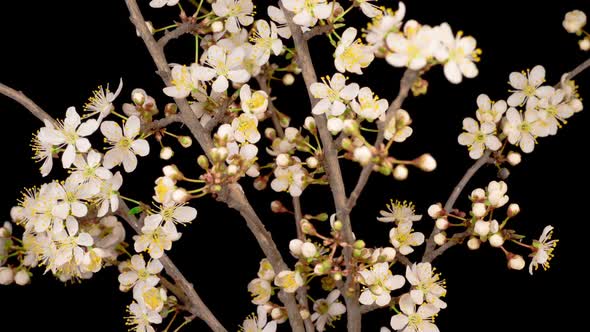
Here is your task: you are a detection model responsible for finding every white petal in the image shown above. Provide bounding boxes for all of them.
[131,139,150,157]
[227,69,250,83]
[212,75,229,93]
[390,314,409,330]
[77,232,94,246]
[77,119,99,136]
[124,116,141,138]
[509,72,527,89]
[529,65,546,86]
[62,144,76,168]
[173,206,197,224]
[101,121,123,141]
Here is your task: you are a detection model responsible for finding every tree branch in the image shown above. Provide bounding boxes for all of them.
[564,56,590,81]
[0,82,57,125]
[303,23,334,41]
[158,22,198,48]
[116,200,227,332]
[145,113,183,131]
[280,4,362,331]
[124,1,305,330]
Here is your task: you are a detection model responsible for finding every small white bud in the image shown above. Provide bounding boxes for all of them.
[276,154,290,167]
[343,119,358,134]
[435,218,449,230]
[508,255,525,270]
[353,146,372,166]
[0,267,14,285]
[301,242,317,258]
[131,89,147,105]
[467,237,481,250]
[172,188,190,204]
[472,202,487,218]
[303,117,316,132]
[474,220,490,237]
[563,10,587,33]
[227,164,239,176]
[580,38,590,51]
[271,308,284,321]
[327,117,344,133]
[470,188,486,201]
[289,239,303,256]
[507,203,520,217]
[393,165,408,181]
[160,146,174,160]
[416,153,436,172]
[282,73,295,86]
[434,232,447,245]
[284,127,299,142]
[211,21,224,33]
[381,247,396,262]
[306,156,318,168]
[506,151,521,166]
[489,233,504,247]
[163,165,182,180]
[14,270,30,286]
[428,203,443,218]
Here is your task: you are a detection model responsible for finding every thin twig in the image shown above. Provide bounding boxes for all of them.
[145,113,183,131]
[564,57,590,81]
[158,22,198,48]
[303,23,334,41]
[0,82,57,125]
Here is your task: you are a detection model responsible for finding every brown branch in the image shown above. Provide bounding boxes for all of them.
[145,113,183,131]
[0,82,57,125]
[303,23,334,41]
[125,2,305,331]
[158,22,198,48]
[422,151,493,263]
[116,200,227,332]
[280,4,362,331]
[564,56,590,81]
[346,69,418,214]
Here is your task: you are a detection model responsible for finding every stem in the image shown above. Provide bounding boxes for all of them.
[0,82,57,125]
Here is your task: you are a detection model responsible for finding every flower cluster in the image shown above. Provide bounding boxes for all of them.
[563,10,589,51]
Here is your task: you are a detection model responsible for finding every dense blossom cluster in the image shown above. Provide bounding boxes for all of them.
[1,2,586,332]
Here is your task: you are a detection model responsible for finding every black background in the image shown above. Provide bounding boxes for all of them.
[1,0,589,331]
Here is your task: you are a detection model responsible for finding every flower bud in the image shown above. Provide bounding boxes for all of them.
[14,270,30,286]
[289,239,303,256]
[160,146,174,160]
[343,119,359,135]
[282,73,295,86]
[415,153,436,172]
[341,138,353,151]
[467,237,481,250]
[301,220,315,234]
[264,127,276,140]
[333,272,342,281]
[301,242,317,258]
[227,164,239,176]
[563,10,586,33]
[470,188,486,201]
[211,21,224,33]
[276,154,290,167]
[353,248,363,257]
[580,38,590,51]
[393,165,408,180]
[332,220,343,231]
[0,267,14,285]
[284,127,299,142]
[507,254,525,270]
[435,218,449,230]
[497,167,510,180]
[131,89,147,105]
[507,203,520,217]
[434,232,447,245]
[271,307,286,321]
[472,202,487,218]
[164,103,178,115]
[197,155,209,169]
[428,203,443,218]
[353,146,372,166]
[381,247,396,262]
[506,151,521,166]
[489,233,504,247]
[163,165,183,180]
[303,117,316,133]
[353,240,365,249]
[305,156,319,169]
[172,188,190,204]
[178,136,192,148]
[270,200,287,213]
[474,220,490,236]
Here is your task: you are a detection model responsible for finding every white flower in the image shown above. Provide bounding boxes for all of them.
[69,150,112,187]
[248,278,272,305]
[257,258,275,281]
[267,6,292,39]
[502,108,538,153]
[153,176,176,205]
[52,177,99,219]
[334,27,374,74]
[389,221,424,255]
[101,115,150,172]
[96,171,123,217]
[357,0,381,18]
[535,88,575,137]
[311,290,346,332]
[193,45,250,93]
[458,117,502,159]
[365,3,406,53]
[384,109,413,142]
[240,84,269,116]
[386,21,437,70]
[133,284,167,313]
[242,306,277,332]
[475,94,507,124]
[163,64,199,98]
[353,146,372,165]
[32,134,55,177]
[251,20,283,65]
[390,293,440,332]
[274,270,304,293]
[282,0,332,27]
[310,73,359,116]
[358,262,405,306]
[84,79,123,121]
[507,65,552,110]
[563,10,586,33]
[212,0,254,33]
[378,200,422,224]
[351,87,388,121]
[487,181,509,208]
[149,0,179,8]
[433,23,479,84]
[38,107,99,169]
[270,162,306,197]
[405,263,447,309]
[144,203,197,226]
[529,225,558,275]
[126,301,162,332]
[133,220,181,259]
[53,217,94,267]
[232,113,261,143]
[119,254,163,292]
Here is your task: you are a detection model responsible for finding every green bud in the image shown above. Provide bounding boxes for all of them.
[197,155,209,169]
